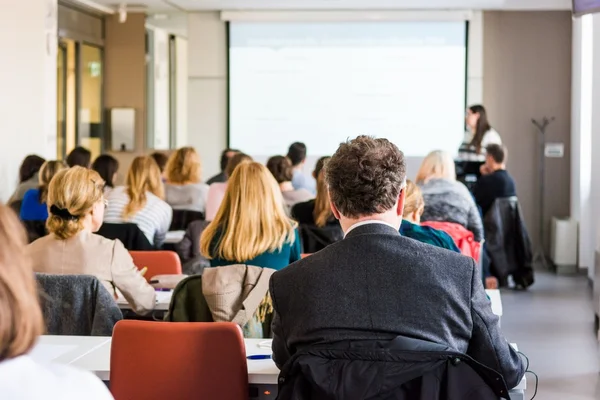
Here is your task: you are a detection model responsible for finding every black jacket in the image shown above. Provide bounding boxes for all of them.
[277,336,513,400]
[484,197,534,288]
[96,223,155,251]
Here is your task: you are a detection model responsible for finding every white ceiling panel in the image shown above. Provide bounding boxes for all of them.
[86,0,571,12]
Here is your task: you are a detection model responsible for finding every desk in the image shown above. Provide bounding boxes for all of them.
[116,290,172,312]
[486,289,503,317]
[164,230,185,244]
[31,336,525,399]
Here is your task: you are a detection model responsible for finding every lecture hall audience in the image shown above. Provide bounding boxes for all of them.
[287,142,316,194]
[200,161,301,270]
[205,152,252,221]
[0,204,113,399]
[27,167,156,315]
[164,147,209,213]
[91,154,120,197]
[400,179,460,252]
[66,146,92,168]
[207,148,239,185]
[20,160,67,221]
[266,155,314,209]
[8,154,45,204]
[269,136,524,394]
[104,156,172,247]
[416,150,484,242]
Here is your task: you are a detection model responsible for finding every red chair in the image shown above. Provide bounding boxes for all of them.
[110,321,248,400]
[129,251,182,282]
[301,253,312,259]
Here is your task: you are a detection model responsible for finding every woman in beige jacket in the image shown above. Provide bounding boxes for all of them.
[27,167,156,315]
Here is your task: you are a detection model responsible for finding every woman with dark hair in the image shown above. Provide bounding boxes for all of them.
[8,155,46,204]
[150,152,168,174]
[66,146,92,168]
[92,155,119,196]
[266,155,313,209]
[20,161,67,221]
[464,105,502,155]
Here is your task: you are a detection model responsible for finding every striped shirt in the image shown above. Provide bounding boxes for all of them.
[104,186,172,247]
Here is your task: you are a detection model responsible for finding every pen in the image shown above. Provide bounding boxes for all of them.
[247,354,272,360]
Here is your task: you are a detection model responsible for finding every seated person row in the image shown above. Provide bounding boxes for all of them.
[0,204,113,399]
[20,161,67,221]
[200,162,301,270]
[205,152,253,221]
[8,154,45,204]
[104,156,172,247]
[164,147,209,213]
[416,150,484,242]
[27,167,155,315]
[266,155,314,209]
[270,136,524,393]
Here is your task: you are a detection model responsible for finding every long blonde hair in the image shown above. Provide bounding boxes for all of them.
[0,204,44,361]
[38,160,67,203]
[123,156,164,219]
[200,162,297,262]
[402,180,425,220]
[47,167,105,240]
[415,150,456,184]
[313,156,332,227]
[165,147,201,185]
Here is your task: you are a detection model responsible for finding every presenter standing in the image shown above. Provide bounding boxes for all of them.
[461,105,502,158]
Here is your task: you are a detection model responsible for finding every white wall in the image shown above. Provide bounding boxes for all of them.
[175,36,188,147]
[187,12,228,180]
[0,0,56,202]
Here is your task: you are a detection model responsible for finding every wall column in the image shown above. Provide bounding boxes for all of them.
[0,0,57,201]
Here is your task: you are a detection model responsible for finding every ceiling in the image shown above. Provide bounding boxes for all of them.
[87,0,572,13]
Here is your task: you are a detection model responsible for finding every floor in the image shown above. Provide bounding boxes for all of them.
[501,271,600,399]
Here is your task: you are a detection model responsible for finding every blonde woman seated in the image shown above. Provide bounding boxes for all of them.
[27,167,155,316]
[164,147,209,213]
[200,162,301,270]
[416,150,484,242]
[205,152,253,221]
[0,204,113,400]
[104,156,172,247]
[266,155,314,209]
[400,180,460,252]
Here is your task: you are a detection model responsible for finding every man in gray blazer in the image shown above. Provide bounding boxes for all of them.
[270,136,525,389]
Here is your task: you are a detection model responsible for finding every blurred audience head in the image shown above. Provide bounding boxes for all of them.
[200,162,296,262]
[66,146,92,168]
[19,155,46,183]
[287,142,307,167]
[0,203,44,362]
[220,148,240,172]
[38,161,67,204]
[402,180,425,224]
[266,155,294,184]
[326,136,406,228]
[165,147,202,185]
[485,144,507,169]
[225,152,252,178]
[124,156,164,218]
[92,155,119,188]
[150,152,168,174]
[313,156,332,228]
[47,167,105,240]
[415,150,456,184]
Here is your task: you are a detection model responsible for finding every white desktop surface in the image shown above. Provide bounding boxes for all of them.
[116,290,172,311]
[31,336,525,395]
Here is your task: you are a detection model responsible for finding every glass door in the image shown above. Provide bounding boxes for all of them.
[79,44,103,161]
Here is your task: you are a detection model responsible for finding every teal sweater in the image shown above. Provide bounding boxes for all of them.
[209,229,302,271]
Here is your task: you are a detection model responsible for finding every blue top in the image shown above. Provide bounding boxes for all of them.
[400,220,460,253]
[209,229,302,270]
[20,189,48,221]
[291,169,316,195]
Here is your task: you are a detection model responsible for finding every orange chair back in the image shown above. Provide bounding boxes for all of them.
[129,251,182,281]
[301,253,312,259]
[110,321,248,400]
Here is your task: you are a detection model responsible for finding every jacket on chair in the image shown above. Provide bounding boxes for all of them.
[277,336,511,400]
[484,197,534,288]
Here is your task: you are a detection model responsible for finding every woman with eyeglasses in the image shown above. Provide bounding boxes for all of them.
[27,167,155,315]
